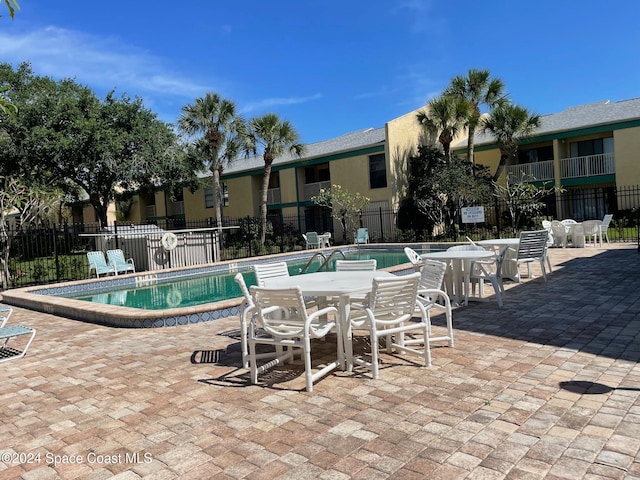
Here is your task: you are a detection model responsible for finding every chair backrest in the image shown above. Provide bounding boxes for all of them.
[253,262,290,287]
[335,259,377,271]
[356,228,369,243]
[465,236,477,246]
[561,219,577,225]
[369,273,421,320]
[550,220,567,236]
[106,249,126,265]
[516,230,549,260]
[582,220,602,235]
[87,251,108,269]
[234,273,254,308]
[418,259,447,292]
[542,220,551,231]
[404,247,423,271]
[601,214,613,230]
[305,232,320,247]
[250,286,309,337]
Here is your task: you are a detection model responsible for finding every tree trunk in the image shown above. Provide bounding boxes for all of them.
[212,167,223,235]
[260,162,272,245]
[492,152,510,182]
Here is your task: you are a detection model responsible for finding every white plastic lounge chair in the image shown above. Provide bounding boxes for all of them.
[355,228,369,244]
[107,249,135,274]
[348,273,430,379]
[87,251,116,278]
[249,286,339,392]
[0,306,36,363]
[600,214,613,243]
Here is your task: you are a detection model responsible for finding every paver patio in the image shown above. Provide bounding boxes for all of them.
[1,244,639,479]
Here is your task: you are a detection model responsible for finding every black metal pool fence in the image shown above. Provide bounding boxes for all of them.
[3,184,639,289]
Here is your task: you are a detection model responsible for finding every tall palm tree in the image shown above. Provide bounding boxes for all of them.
[178,93,247,233]
[416,95,469,161]
[248,113,305,245]
[445,68,507,166]
[481,103,541,181]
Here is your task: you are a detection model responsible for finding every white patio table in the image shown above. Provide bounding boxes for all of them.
[263,270,395,371]
[477,238,520,281]
[318,233,331,247]
[421,250,495,306]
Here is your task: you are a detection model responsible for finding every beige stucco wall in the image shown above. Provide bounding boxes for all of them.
[329,153,389,204]
[613,126,640,187]
[385,108,426,208]
[183,187,210,221]
[222,175,263,218]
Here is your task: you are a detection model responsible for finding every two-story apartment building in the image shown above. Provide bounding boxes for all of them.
[123,97,640,232]
[454,98,640,219]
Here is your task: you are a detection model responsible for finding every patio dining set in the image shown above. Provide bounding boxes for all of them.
[235,227,555,392]
[543,214,613,248]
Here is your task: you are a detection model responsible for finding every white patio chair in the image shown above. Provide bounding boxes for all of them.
[600,214,613,243]
[550,220,568,248]
[355,228,369,244]
[404,247,423,272]
[234,273,289,369]
[413,259,454,347]
[542,220,554,246]
[87,251,117,277]
[348,273,430,379]
[334,259,377,271]
[304,232,321,249]
[249,286,339,392]
[468,246,507,307]
[582,220,603,247]
[513,229,549,282]
[254,262,317,311]
[106,249,135,274]
[253,262,290,286]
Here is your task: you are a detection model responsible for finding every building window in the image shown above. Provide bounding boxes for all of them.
[369,154,387,189]
[570,137,613,157]
[518,145,553,163]
[205,183,229,208]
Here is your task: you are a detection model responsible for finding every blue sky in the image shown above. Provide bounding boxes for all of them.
[1,0,639,144]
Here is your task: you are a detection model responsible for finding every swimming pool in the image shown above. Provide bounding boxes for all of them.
[2,245,447,328]
[64,249,413,310]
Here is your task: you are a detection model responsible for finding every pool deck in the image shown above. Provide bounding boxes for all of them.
[1,244,639,479]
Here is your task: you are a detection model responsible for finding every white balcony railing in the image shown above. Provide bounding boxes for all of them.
[560,153,615,179]
[304,181,332,201]
[507,153,615,183]
[506,160,554,183]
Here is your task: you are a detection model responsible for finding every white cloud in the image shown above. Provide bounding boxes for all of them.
[241,93,323,113]
[0,26,212,99]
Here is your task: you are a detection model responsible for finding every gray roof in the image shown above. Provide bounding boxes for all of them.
[222,127,386,175]
[456,97,640,148]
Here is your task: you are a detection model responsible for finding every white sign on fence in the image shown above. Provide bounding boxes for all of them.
[461,206,485,224]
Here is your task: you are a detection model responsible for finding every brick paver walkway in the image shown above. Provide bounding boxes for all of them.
[1,244,639,479]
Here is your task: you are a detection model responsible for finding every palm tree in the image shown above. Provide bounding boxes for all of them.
[445,68,507,166]
[178,93,247,233]
[416,95,469,161]
[248,113,305,245]
[481,103,541,181]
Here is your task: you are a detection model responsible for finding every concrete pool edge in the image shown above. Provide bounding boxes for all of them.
[1,246,422,328]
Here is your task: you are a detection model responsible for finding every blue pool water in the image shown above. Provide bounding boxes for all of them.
[65,249,414,310]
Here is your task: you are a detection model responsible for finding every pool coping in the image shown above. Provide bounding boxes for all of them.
[1,245,422,328]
